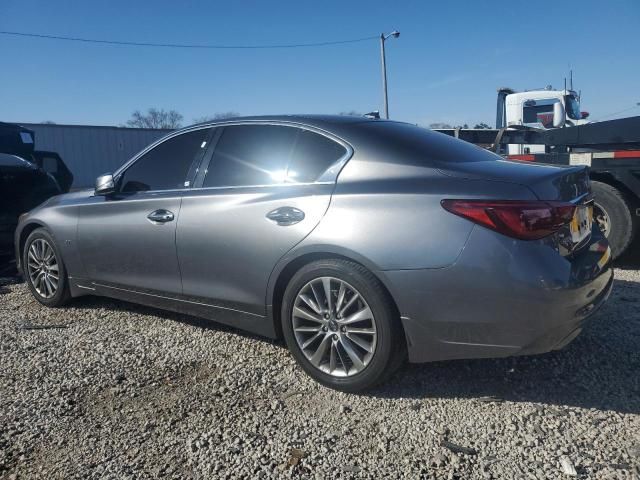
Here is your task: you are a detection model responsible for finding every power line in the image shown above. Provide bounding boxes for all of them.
[592,103,640,122]
[0,30,378,49]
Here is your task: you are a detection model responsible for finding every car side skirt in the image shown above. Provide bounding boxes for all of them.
[69,277,277,339]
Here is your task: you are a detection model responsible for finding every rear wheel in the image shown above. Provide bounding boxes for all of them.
[281,259,404,392]
[592,181,636,259]
[23,228,71,307]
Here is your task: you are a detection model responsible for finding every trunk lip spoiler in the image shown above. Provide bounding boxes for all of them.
[571,191,593,205]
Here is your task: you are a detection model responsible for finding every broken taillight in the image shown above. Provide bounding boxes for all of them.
[441,199,576,240]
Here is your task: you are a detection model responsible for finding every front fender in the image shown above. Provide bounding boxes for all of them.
[15,206,83,279]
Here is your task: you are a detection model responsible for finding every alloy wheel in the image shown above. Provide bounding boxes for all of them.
[27,238,59,299]
[594,202,611,237]
[292,277,377,377]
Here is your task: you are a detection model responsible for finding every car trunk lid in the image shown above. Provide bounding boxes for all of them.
[438,159,591,202]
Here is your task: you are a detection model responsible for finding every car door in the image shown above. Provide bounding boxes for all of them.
[177,123,350,319]
[77,127,212,294]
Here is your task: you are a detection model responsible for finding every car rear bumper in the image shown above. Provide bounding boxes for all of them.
[383,225,614,363]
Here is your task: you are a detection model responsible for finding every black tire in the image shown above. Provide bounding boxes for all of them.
[281,258,405,392]
[22,228,71,307]
[592,181,636,259]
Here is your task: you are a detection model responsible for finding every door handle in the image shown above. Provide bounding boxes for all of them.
[266,207,305,226]
[147,209,175,223]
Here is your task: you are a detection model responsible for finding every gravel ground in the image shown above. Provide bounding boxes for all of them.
[0,267,638,479]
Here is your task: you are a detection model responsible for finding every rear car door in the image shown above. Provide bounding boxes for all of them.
[77,127,212,294]
[177,123,350,318]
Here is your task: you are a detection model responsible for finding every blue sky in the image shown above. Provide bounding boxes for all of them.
[1,0,638,127]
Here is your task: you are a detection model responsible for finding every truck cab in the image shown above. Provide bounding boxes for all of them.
[497,87,588,155]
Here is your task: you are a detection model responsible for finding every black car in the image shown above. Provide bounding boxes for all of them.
[0,122,72,253]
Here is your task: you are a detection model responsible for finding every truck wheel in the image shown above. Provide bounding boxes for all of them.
[591,181,636,259]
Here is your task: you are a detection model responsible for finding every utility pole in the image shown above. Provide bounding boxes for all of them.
[380,31,400,119]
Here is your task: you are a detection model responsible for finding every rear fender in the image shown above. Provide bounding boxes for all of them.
[265,244,403,339]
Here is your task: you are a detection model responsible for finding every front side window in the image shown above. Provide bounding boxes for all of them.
[564,95,581,120]
[202,125,346,188]
[120,128,210,193]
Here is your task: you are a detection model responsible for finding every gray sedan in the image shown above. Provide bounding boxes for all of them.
[15,115,613,391]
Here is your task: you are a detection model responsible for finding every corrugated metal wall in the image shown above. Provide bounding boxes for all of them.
[20,123,173,188]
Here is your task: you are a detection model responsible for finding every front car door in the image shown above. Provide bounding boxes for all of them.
[77,127,212,295]
[176,123,350,334]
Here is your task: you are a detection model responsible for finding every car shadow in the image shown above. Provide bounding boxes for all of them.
[368,277,639,414]
[22,267,640,415]
[68,295,275,344]
[0,254,18,278]
[0,255,20,294]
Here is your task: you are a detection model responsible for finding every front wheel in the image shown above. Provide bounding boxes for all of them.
[23,228,71,307]
[281,259,404,392]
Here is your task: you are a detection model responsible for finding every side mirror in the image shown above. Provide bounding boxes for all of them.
[95,173,115,195]
[553,102,566,128]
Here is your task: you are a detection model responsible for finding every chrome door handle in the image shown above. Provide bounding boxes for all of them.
[266,207,305,226]
[147,209,174,223]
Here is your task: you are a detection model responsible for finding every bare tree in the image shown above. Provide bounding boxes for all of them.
[428,122,453,129]
[193,111,240,123]
[126,108,183,129]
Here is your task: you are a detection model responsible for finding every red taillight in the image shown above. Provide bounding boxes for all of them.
[441,199,576,240]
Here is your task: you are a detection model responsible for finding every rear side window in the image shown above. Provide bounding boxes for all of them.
[203,125,346,188]
[203,125,296,188]
[120,128,210,192]
[289,130,347,183]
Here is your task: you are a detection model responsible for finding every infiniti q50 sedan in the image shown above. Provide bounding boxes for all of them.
[15,115,613,391]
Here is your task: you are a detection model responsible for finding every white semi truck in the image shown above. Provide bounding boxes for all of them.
[497,86,589,153]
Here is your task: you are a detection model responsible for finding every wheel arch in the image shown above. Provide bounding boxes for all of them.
[267,246,404,341]
[16,221,47,272]
[590,172,638,209]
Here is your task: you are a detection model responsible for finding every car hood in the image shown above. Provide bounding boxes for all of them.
[36,189,94,209]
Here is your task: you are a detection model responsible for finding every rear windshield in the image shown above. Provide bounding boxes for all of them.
[360,121,500,164]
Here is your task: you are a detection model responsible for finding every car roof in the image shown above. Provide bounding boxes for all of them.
[189,114,392,130]
[185,115,416,145]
